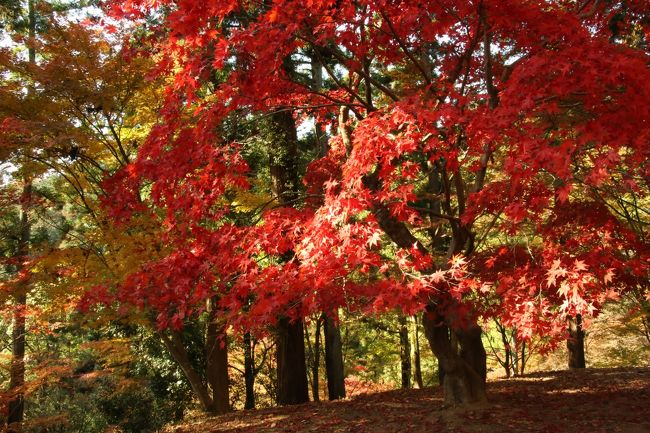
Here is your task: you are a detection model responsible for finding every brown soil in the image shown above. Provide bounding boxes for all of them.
[162,367,650,433]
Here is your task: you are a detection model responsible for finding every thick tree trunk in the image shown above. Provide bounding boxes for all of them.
[267,111,300,205]
[567,314,586,369]
[413,315,424,389]
[399,315,412,389]
[206,304,230,414]
[160,330,215,413]
[323,313,346,400]
[276,317,310,405]
[422,309,487,406]
[266,110,310,406]
[457,323,487,383]
[243,332,256,409]
[437,366,445,386]
[362,165,488,402]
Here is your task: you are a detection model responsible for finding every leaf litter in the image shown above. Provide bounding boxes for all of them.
[162,367,650,433]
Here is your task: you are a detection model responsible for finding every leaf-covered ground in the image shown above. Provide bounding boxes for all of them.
[162,368,650,433]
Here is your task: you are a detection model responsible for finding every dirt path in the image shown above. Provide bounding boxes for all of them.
[162,367,650,433]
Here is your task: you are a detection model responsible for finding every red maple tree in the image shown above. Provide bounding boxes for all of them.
[94,0,649,405]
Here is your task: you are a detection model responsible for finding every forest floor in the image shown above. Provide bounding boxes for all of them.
[162,367,650,433]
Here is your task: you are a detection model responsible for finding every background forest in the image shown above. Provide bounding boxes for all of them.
[0,0,649,432]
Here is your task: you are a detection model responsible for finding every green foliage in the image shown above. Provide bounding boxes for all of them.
[341,312,438,388]
[26,374,179,433]
[18,323,193,433]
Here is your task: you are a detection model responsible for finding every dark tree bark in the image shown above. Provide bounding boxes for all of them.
[399,315,412,389]
[567,314,586,369]
[496,321,511,378]
[423,309,487,406]
[413,315,425,389]
[243,332,256,409]
[457,323,487,383]
[267,111,300,205]
[276,317,310,405]
[206,302,230,414]
[308,318,322,402]
[266,110,310,406]
[437,361,446,386]
[323,313,346,400]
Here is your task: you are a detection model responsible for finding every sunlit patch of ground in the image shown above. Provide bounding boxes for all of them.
[162,367,650,433]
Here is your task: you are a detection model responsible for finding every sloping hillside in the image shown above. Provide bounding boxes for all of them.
[162,367,650,433]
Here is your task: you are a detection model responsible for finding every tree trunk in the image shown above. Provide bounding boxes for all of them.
[323,313,346,400]
[310,318,321,402]
[497,321,511,378]
[567,314,586,369]
[276,317,310,405]
[310,54,328,157]
[399,315,412,389]
[7,6,36,430]
[7,178,32,433]
[160,330,215,413]
[243,332,256,409]
[519,340,527,375]
[511,330,519,376]
[413,315,424,389]
[422,309,487,406]
[266,110,310,406]
[7,292,26,433]
[206,303,230,414]
[267,111,300,205]
[437,352,445,386]
[457,323,487,383]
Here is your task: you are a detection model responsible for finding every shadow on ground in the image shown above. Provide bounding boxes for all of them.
[162,367,650,433]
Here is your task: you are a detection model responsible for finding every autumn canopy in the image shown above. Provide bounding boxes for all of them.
[85,0,650,404]
[1,0,648,421]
